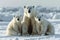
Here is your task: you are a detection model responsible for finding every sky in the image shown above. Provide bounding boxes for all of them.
[0,0,60,7]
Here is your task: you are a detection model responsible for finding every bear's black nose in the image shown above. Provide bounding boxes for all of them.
[17,18,19,21]
[38,18,41,21]
[28,9,31,13]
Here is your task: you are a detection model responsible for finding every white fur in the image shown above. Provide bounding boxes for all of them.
[36,17,55,35]
[21,7,31,35]
[6,15,21,36]
[21,6,37,35]
[30,7,38,35]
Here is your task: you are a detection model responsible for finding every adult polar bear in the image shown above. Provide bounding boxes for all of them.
[6,14,22,36]
[21,6,39,35]
[30,6,38,35]
[35,15,55,35]
[21,6,33,35]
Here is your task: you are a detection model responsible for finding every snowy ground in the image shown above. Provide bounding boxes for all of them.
[0,20,60,40]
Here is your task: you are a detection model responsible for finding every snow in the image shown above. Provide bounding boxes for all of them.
[0,7,60,40]
[0,18,60,40]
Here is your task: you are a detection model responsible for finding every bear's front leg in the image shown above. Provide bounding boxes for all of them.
[40,25,48,36]
[13,24,21,35]
[32,25,37,35]
[45,23,55,35]
[22,24,29,36]
[6,27,19,36]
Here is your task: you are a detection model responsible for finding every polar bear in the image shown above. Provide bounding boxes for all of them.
[6,15,22,36]
[21,6,33,35]
[35,16,55,35]
[29,6,39,35]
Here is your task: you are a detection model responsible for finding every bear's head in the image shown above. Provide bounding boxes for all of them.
[36,14,43,21]
[36,14,46,22]
[24,6,34,13]
[13,15,21,23]
[24,6,35,17]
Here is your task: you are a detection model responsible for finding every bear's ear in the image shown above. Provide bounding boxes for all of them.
[24,6,26,8]
[33,6,34,8]
[13,15,15,17]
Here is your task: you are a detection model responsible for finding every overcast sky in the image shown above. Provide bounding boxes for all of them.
[0,0,60,7]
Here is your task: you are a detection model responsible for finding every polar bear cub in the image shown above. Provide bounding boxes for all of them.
[6,15,22,36]
[36,16,55,35]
